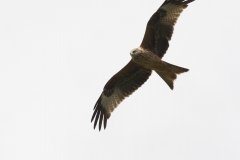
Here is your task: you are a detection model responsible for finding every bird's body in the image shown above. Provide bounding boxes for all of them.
[91,0,195,131]
[131,47,189,89]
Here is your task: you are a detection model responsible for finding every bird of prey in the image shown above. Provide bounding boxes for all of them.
[91,0,194,131]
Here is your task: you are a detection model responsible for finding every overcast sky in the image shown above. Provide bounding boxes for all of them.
[1,0,240,160]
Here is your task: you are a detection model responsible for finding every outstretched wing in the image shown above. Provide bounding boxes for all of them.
[91,60,152,131]
[140,0,194,58]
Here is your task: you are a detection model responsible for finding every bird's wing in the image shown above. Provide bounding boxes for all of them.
[91,60,152,131]
[140,0,194,58]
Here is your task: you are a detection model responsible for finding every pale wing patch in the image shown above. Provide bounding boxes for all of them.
[160,3,185,26]
[101,89,124,117]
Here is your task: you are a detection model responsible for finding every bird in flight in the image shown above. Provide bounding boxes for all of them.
[91,0,194,131]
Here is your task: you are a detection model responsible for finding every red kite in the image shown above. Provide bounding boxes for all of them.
[91,0,194,130]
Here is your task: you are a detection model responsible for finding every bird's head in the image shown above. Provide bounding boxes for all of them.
[130,48,141,58]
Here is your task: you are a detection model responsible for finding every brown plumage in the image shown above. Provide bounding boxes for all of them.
[91,0,194,131]
[141,0,194,58]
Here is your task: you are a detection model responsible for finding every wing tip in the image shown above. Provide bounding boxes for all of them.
[163,0,195,6]
[91,95,109,131]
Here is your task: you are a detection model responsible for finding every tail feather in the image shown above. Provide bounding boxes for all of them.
[155,62,188,90]
[164,62,189,74]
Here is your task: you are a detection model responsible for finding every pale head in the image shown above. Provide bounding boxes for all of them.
[130,48,142,58]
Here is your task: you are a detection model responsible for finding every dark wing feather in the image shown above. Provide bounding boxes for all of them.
[140,0,194,58]
[91,60,152,131]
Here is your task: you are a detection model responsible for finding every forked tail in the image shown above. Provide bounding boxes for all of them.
[155,62,189,90]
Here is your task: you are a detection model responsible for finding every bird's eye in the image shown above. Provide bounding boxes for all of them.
[132,50,136,53]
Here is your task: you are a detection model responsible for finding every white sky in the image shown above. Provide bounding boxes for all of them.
[1,0,240,159]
